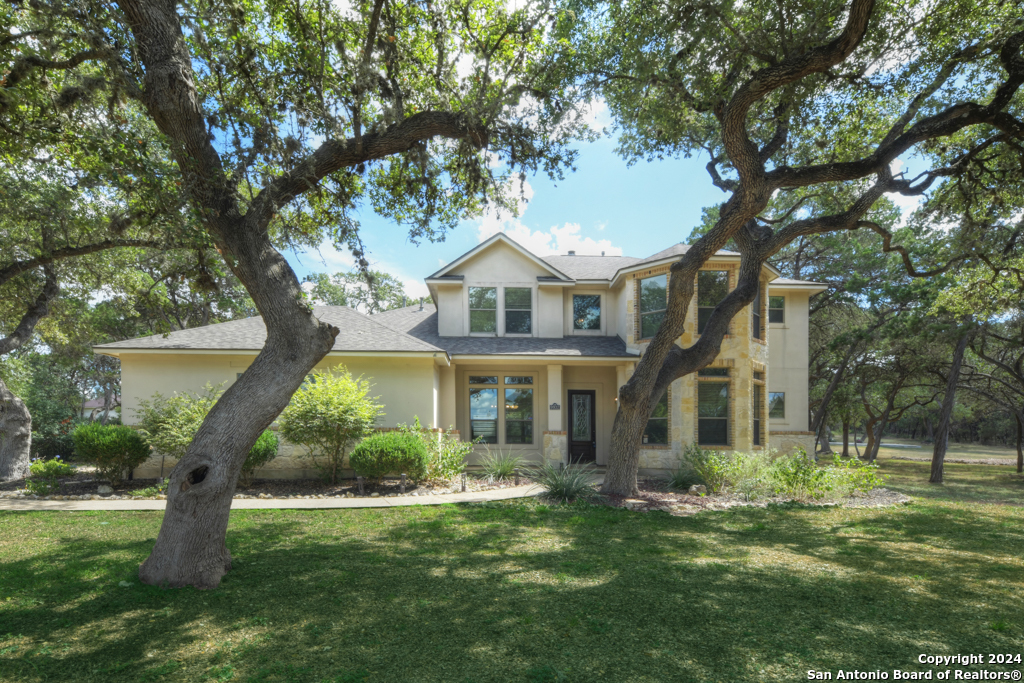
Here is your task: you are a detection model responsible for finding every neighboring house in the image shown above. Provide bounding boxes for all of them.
[93,234,825,478]
[81,398,120,422]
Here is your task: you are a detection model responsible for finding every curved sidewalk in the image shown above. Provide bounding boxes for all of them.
[0,483,546,512]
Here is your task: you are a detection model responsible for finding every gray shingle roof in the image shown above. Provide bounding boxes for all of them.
[540,255,643,280]
[539,243,741,282]
[372,305,633,357]
[93,306,443,353]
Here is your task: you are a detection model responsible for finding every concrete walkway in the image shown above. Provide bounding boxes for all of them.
[0,483,545,512]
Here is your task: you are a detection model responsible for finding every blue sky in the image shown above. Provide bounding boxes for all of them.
[284,102,922,299]
[284,104,725,299]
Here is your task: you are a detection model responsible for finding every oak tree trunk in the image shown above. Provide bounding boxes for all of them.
[863,418,878,461]
[1014,412,1022,475]
[842,420,850,457]
[929,330,970,484]
[0,376,32,481]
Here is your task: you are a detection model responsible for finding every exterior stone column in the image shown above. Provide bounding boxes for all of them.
[543,431,567,466]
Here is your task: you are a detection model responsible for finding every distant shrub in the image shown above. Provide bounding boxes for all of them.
[24,456,76,496]
[478,447,523,482]
[240,430,279,487]
[526,461,595,503]
[72,423,150,487]
[349,431,429,484]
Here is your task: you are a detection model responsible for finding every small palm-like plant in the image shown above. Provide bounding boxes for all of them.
[526,461,596,503]
[478,447,523,482]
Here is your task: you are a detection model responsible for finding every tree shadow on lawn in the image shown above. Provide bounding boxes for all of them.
[879,459,1024,505]
[0,503,1022,682]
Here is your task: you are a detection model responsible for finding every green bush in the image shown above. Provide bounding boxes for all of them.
[349,431,429,484]
[24,456,76,496]
[71,423,150,487]
[135,384,223,478]
[279,369,383,484]
[526,461,595,503]
[406,418,470,483]
[240,430,279,487]
[679,443,732,493]
[478,447,523,482]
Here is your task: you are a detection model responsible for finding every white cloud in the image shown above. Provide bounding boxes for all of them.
[474,180,623,256]
[582,97,611,131]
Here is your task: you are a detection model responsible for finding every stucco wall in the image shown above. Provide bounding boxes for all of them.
[767,289,812,434]
[119,352,440,479]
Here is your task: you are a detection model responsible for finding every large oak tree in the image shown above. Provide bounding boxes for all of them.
[558,0,1024,495]
[4,0,583,587]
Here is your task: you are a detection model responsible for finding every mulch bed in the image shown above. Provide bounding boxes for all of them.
[0,465,524,500]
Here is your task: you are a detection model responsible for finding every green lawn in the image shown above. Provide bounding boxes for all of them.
[849,436,1021,462]
[2,473,1024,682]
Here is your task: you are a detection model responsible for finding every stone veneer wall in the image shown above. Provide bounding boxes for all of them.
[628,268,800,474]
[133,428,461,480]
[542,431,567,466]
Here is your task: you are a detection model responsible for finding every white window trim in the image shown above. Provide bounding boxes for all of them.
[465,284,536,337]
[467,372,539,446]
[569,290,606,336]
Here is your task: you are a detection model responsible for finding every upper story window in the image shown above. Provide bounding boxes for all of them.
[504,287,532,334]
[469,287,497,333]
[752,283,763,340]
[768,296,785,323]
[697,270,729,334]
[639,275,667,338]
[573,294,601,330]
[769,391,785,418]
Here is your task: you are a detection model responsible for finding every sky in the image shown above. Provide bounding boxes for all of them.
[283,104,728,300]
[283,102,924,300]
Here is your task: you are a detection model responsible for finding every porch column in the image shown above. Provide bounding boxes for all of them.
[547,364,563,431]
[543,365,567,465]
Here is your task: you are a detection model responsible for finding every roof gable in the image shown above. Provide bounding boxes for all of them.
[427,233,572,282]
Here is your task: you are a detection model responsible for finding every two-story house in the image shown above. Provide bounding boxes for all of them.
[95,233,825,479]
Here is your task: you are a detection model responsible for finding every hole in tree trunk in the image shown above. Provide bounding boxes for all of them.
[180,465,210,492]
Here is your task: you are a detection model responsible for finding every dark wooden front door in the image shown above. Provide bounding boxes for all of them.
[567,390,596,464]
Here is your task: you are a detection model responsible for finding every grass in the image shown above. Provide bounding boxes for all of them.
[2,465,1024,682]
[878,458,1024,505]
[840,436,1020,462]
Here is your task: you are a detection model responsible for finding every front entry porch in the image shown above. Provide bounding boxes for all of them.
[437,359,636,468]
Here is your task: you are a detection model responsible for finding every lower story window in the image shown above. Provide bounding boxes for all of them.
[470,387,498,443]
[469,375,534,444]
[698,382,729,445]
[644,391,669,445]
[753,385,762,446]
[504,387,534,444]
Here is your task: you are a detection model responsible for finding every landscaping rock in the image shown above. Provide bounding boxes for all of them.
[370,492,380,498]
[97,485,113,494]
[688,484,707,496]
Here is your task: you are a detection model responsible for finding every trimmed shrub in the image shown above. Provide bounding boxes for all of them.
[279,369,383,485]
[24,456,76,496]
[72,423,150,487]
[240,430,279,487]
[349,431,429,484]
